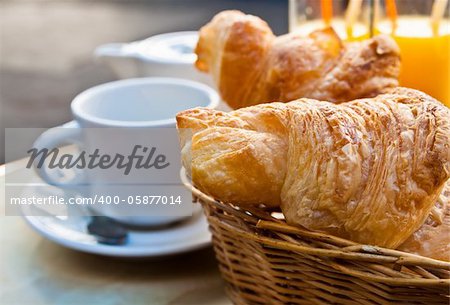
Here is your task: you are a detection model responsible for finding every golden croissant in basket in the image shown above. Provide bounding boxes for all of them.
[195,10,401,109]
[398,179,450,261]
[176,87,450,251]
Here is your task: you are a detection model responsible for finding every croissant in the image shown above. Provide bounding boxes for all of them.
[176,88,450,249]
[195,10,401,109]
[398,179,450,261]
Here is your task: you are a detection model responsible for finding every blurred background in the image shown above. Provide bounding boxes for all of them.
[0,0,288,164]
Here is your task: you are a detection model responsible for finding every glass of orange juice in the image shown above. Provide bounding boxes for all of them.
[290,0,450,107]
[376,0,450,106]
[289,0,372,41]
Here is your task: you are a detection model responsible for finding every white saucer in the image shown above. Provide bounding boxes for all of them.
[19,183,211,258]
[22,207,211,258]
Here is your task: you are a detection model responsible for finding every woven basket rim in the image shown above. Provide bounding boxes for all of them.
[180,167,450,285]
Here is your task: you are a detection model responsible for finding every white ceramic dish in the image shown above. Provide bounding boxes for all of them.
[95,31,213,86]
[21,199,211,258]
[31,78,219,226]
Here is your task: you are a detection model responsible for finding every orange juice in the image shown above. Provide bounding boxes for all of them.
[377,17,450,106]
[291,18,370,41]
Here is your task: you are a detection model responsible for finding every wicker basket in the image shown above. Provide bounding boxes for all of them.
[181,168,450,305]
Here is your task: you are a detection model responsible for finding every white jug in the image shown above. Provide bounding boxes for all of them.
[95,31,213,87]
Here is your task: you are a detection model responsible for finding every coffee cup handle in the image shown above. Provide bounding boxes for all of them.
[32,121,86,186]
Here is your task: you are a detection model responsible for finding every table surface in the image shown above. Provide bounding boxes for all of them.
[0,161,231,305]
[1,1,287,302]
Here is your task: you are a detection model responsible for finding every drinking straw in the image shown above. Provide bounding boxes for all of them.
[368,0,381,37]
[345,0,363,39]
[369,0,376,37]
[374,0,381,32]
[385,0,398,33]
[431,0,449,36]
[321,0,333,26]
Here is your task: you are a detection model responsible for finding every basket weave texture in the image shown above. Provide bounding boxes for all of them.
[181,169,450,305]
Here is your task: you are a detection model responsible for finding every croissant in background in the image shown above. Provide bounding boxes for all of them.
[195,10,401,109]
[177,88,450,249]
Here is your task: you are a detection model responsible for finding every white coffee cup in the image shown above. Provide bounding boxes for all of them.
[32,77,219,226]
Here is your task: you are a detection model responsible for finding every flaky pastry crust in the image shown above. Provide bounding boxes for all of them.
[398,179,450,261]
[176,88,450,249]
[196,10,401,109]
